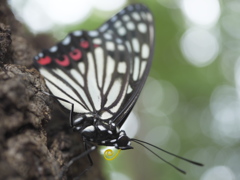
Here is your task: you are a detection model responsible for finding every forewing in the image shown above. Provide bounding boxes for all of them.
[98,4,155,125]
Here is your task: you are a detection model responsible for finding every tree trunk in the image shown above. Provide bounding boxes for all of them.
[0,1,103,179]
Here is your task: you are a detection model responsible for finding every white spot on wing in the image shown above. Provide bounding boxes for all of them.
[123,15,130,21]
[133,57,140,81]
[93,38,102,44]
[39,53,43,58]
[50,46,57,52]
[107,30,113,34]
[114,21,122,28]
[138,23,147,33]
[141,44,150,59]
[132,38,140,53]
[118,27,126,36]
[117,62,127,74]
[126,22,135,31]
[116,38,123,44]
[106,42,115,51]
[62,36,71,45]
[104,33,112,40]
[118,44,124,51]
[88,31,99,37]
[73,30,82,36]
[120,9,126,15]
[99,23,109,32]
[111,16,117,22]
[132,12,141,21]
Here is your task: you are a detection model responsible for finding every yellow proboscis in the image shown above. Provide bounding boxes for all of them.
[104,149,122,161]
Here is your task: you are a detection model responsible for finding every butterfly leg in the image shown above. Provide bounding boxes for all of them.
[42,91,75,127]
[59,141,96,180]
[72,141,95,180]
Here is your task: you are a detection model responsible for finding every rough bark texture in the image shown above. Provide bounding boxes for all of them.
[0,1,103,180]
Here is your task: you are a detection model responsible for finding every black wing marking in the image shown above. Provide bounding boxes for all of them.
[33,4,155,123]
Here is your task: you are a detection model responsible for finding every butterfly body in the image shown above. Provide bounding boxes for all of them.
[72,114,132,149]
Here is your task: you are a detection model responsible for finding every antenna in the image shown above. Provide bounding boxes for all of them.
[131,138,203,174]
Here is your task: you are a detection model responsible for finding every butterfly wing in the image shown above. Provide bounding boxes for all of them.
[34,30,130,116]
[33,4,155,125]
[98,4,155,126]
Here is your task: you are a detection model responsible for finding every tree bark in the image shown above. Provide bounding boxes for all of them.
[0,1,103,180]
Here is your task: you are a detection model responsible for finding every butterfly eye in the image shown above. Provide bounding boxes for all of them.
[69,49,82,61]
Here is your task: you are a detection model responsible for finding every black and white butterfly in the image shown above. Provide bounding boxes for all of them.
[33,3,202,178]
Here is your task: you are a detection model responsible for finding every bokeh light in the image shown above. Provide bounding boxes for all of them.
[181,0,220,27]
[210,85,240,145]
[201,166,235,180]
[8,0,126,33]
[179,0,220,67]
[180,28,219,67]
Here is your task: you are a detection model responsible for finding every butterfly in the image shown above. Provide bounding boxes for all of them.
[33,3,202,178]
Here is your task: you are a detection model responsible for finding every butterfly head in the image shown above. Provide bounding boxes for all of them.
[115,130,133,150]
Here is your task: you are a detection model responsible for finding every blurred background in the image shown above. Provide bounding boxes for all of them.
[8,0,240,179]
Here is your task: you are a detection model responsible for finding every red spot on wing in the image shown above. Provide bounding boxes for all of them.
[69,49,82,61]
[37,56,51,65]
[55,55,70,66]
[80,41,89,48]
[94,44,100,48]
